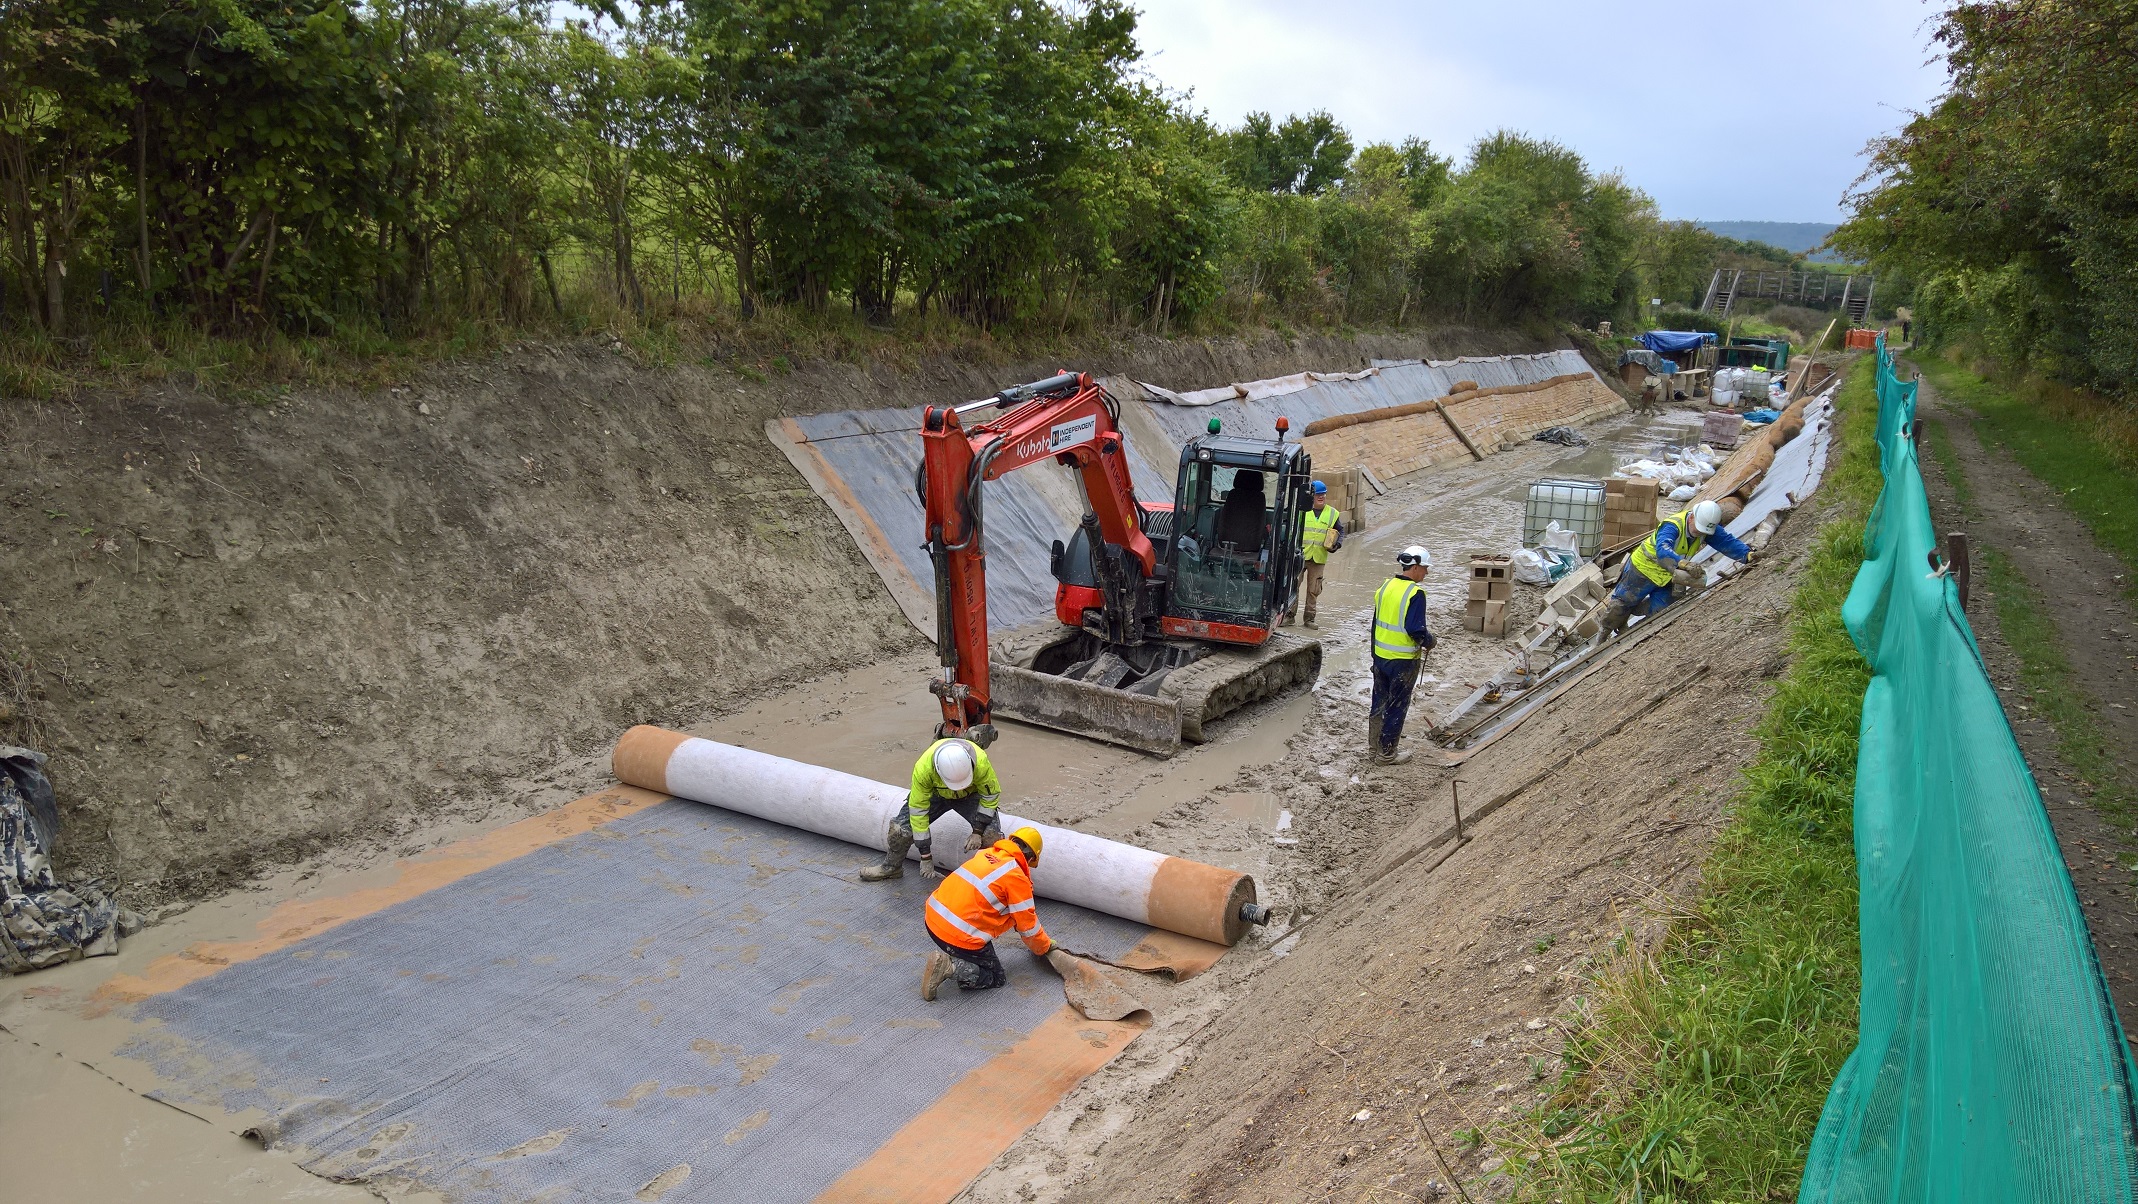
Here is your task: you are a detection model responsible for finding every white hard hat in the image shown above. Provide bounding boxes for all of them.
[933,741,976,791]
[1690,500,1723,534]
[1396,545,1431,568]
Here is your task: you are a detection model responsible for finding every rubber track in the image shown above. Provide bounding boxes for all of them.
[1161,632,1323,743]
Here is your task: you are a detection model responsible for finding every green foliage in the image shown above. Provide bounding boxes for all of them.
[1219,110,1352,195]
[0,0,1697,344]
[1833,1,2138,392]
[1504,356,1882,1202]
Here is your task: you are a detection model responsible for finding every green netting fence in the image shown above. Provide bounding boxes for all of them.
[1799,337,2138,1200]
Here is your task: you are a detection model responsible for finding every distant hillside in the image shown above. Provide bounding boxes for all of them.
[1697,220,1842,260]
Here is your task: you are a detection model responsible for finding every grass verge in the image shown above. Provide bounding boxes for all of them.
[1918,414,2134,828]
[1500,355,1881,1202]
[1911,354,2138,593]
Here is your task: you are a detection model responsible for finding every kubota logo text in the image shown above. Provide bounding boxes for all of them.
[1016,414,1097,460]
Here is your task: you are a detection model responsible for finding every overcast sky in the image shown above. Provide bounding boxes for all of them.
[1128,0,1951,222]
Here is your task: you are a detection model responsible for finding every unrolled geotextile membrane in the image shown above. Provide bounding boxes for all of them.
[612,725,1262,946]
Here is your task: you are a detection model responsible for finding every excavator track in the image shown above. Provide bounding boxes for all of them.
[991,630,1321,755]
[1159,632,1321,744]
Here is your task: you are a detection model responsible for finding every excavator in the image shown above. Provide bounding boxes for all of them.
[917,370,1323,755]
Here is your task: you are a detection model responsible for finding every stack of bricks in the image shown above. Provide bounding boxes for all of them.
[1464,554,1513,637]
[1701,409,1745,450]
[1603,477,1660,549]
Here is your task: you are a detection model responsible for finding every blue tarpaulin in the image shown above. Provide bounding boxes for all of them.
[1638,330,1717,354]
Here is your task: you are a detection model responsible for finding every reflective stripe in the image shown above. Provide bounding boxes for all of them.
[1372,577,1424,659]
[1004,899,1035,913]
[1301,506,1340,564]
[927,895,991,943]
[955,857,1021,916]
[955,866,1010,915]
[1629,508,1701,586]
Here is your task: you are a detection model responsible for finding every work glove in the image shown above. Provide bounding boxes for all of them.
[1741,549,1760,566]
[915,842,940,880]
[1670,567,1698,590]
[962,828,992,855]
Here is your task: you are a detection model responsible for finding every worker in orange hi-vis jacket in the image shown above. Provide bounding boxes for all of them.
[920,826,1054,1001]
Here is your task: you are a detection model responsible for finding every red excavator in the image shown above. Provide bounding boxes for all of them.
[918,371,1323,754]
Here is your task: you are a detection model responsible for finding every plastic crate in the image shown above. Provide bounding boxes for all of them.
[1523,477,1606,555]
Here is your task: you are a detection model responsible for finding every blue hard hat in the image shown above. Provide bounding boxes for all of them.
[1310,479,1327,494]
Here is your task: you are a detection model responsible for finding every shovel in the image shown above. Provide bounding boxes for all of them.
[1045,948,1153,1022]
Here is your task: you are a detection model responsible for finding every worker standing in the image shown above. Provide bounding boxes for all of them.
[859,738,1002,882]
[1602,499,1754,635]
[1285,480,1343,628]
[1367,545,1436,766]
[921,827,1053,1000]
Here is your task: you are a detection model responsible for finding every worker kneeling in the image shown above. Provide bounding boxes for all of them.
[921,827,1053,1001]
[861,738,1002,882]
[1603,500,1754,635]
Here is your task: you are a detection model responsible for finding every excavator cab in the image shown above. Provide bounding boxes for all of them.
[1164,435,1313,631]
[923,370,1322,755]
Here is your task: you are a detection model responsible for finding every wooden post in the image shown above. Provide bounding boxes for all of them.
[1451,779,1464,843]
[1435,402,1485,461]
[1947,532,1971,611]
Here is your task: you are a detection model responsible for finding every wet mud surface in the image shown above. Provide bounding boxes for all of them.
[2,373,1722,1202]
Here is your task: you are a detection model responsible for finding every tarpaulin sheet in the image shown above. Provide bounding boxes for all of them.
[1694,392,1835,582]
[119,798,1150,1204]
[1637,330,1717,354]
[771,351,1597,634]
[1798,337,2138,1201]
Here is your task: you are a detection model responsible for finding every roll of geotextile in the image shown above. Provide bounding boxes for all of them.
[611,725,1259,946]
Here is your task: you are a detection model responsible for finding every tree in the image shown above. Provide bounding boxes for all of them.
[0,0,133,333]
[1222,110,1352,195]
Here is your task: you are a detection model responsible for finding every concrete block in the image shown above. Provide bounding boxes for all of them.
[1482,598,1509,637]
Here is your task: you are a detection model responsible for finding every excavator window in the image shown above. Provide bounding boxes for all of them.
[1171,462,1274,617]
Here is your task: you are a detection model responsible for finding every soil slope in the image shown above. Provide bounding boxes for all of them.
[963,492,1822,1203]
[0,327,1542,900]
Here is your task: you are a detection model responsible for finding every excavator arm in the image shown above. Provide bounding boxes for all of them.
[918,371,1154,744]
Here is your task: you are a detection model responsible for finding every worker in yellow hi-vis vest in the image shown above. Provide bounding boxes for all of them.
[1602,500,1755,636]
[1285,480,1343,628]
[1367,545,1436,765]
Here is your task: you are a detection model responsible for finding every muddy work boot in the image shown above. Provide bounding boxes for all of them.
[860,823,913,882]
[1375,742,1414,766]
[921,950,955,1002]
[1600,598,1632,637]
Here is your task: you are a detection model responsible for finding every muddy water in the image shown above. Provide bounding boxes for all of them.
[1,402,1699,1203]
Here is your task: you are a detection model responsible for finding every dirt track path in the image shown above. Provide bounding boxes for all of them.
[1912,375,2138,1025]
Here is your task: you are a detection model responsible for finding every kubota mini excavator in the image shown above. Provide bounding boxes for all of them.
[917,370,1322,755]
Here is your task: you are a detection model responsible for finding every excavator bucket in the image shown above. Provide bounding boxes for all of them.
[990,630,1321,756]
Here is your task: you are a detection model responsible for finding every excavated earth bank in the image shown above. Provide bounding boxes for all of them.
[0,327,1544,903]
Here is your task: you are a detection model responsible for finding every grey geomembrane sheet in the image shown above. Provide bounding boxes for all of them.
[770,351,1597,634]
[120,799,1146,1203]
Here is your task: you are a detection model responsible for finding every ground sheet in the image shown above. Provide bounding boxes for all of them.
[118,799,1149,1203]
